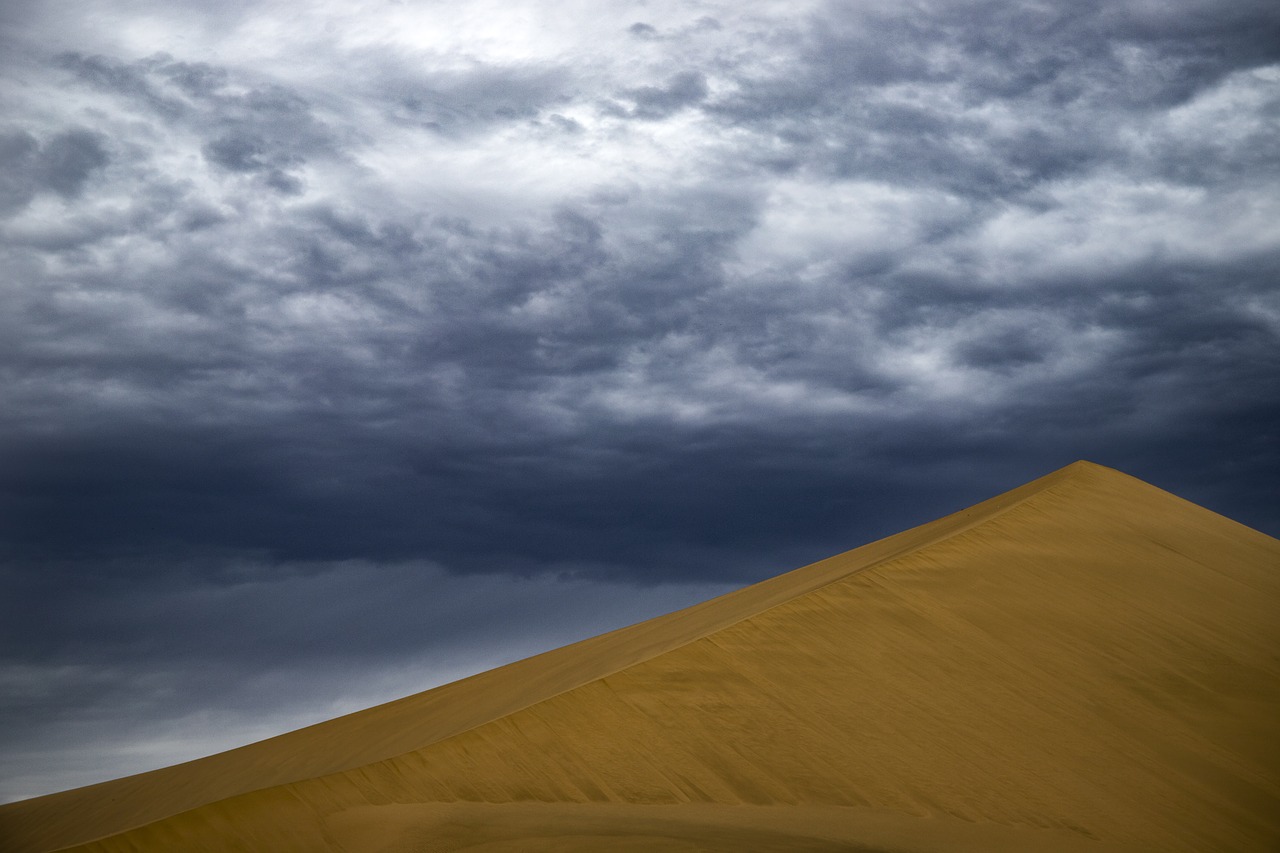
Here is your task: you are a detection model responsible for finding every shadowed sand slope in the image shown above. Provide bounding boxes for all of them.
[3,461,1278,852]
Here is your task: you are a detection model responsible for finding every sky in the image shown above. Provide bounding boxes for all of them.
[2,0,1278,803]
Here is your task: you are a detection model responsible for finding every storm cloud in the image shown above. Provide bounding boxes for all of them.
[1,0,1278,802]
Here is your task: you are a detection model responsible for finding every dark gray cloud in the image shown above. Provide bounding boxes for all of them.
[202,132,306,194]
[55,52,189,117]
[34,129,109,197]
[52,50,337,197]
[0,128,108,213]
[0,131,41,213]
[363,57,574,135]
[701,0,1280,196]
[614,71,709,119]
[203,133,270,171]
[1,0,1278,803]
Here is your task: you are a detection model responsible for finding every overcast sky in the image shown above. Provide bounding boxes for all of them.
[2,0,1278,803]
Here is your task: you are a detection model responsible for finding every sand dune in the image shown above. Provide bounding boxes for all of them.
[3,461,1278,852]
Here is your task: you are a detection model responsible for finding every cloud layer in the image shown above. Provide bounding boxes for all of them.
[2,0,1278,800]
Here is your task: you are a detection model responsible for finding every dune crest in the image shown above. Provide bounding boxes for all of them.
[3,461,1278,852]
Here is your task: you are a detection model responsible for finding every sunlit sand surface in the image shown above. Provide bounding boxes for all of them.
[3,461,1277,852]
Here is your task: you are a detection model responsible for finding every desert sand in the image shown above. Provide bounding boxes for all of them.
[2,460,1278,852]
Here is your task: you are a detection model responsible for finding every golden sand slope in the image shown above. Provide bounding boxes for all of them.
[2,461,1278,852]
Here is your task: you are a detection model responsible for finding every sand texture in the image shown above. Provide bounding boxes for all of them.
[2,461,1278,852]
